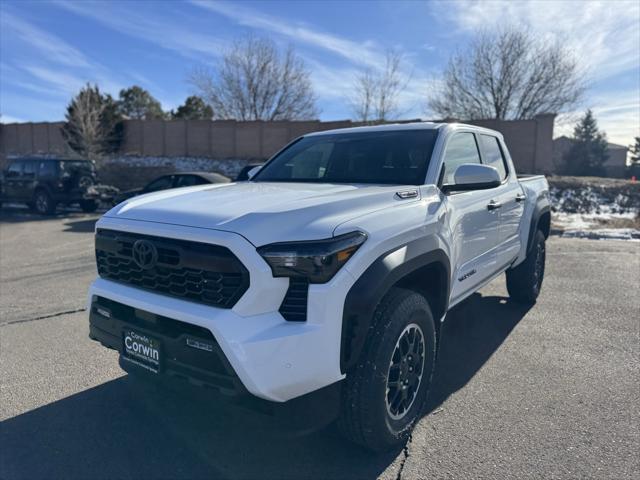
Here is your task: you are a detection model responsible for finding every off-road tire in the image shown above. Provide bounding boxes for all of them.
[338,287,437,452]
[33,189,56,215]
[506,229,546,304]
[80,199,98,213]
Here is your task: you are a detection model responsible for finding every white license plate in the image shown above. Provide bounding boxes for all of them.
[122,329,161,373]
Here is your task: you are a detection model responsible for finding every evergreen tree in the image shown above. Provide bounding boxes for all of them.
[171,96,213,120]
[630,136,640,165]
[61,84,123,158]
[117,86,164,119]
[562,110,609,176]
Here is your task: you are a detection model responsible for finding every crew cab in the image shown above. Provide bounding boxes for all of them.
[87,123,550,451]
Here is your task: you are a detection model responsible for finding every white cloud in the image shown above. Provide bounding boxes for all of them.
[0,11,93,68]
[555,89,640,146]
[190,0,386,69]
[436,0,640,81]
[54,0,226,61]
[433,0,640,144]
[0,10,128,103]
[0,114,25,124]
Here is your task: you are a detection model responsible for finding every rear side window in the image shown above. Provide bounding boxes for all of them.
[145,176,174,192]
[442,133,481,185]
[6,162,23,178]
[176,175,208,187]
[479,135,508,180]
[22,161,37,178]
[39,161,57,177]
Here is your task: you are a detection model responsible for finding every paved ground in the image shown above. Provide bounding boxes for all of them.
[1,207,639,479]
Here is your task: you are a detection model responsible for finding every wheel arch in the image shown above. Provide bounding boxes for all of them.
[33,184,53,198]
[340,244,450,373]
[527,200,551,253]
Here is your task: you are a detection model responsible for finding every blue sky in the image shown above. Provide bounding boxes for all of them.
[1,0,638,145]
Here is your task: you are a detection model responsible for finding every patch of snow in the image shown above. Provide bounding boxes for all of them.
[549,184,639,241]
[549,185,638,216]
[561,228,640,241]
[102,156,251,177]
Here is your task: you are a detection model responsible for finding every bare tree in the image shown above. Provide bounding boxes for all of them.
[351,50,406,123]
[61,84,122,159]
[190,37,318,121]
[429,28,585,120]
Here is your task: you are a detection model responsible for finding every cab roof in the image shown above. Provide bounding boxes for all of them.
[304,121,503,140]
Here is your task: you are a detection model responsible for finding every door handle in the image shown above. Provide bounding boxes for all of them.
[487,200,502,211]
[515,193,526,202]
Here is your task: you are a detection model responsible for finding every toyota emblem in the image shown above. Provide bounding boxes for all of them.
[132,239,158,270]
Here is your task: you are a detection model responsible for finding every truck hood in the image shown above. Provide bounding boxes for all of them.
[104,182,418,246]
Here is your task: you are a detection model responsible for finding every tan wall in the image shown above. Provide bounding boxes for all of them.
[469,114,555,174]
[0,115,555,174]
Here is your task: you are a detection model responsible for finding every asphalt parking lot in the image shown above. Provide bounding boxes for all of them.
[1,208,639,480]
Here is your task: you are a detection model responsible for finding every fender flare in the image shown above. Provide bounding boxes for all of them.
[340,242,450,373]
[526,198,551,253]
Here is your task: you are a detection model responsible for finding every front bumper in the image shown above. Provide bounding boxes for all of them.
[88,217,354,402]
[89,295,246,395]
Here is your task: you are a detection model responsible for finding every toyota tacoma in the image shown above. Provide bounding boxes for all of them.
[88,123,550,451]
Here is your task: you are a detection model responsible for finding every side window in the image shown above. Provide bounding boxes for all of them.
[176,175,206,188]
[442,133,481,185]
[479,135,508,180]
[39,161,57,177]
[6,162,23,178]
[22,161,37,178]
[144,176,174,192]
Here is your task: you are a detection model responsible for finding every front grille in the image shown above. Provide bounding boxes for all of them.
[279,277,309,321]
[95,229,249,308]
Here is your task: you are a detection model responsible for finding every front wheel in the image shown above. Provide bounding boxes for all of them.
[33,190,56,215]
[338,287,437,452]
[506,230,546,304]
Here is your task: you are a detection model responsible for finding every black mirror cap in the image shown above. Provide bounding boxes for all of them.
[441,180,501,194]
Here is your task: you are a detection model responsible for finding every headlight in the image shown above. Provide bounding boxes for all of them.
[257,231,367,283]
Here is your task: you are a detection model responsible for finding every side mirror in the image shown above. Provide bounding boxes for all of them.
[441,163,501,193]
[247,165,262,180]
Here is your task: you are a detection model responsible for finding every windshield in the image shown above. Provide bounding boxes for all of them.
[253,129,439,185]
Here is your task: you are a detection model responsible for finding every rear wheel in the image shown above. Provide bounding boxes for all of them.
[506,230,546,304]
[33,190,56,215]
[80,199,98,213]
[338,287,436,452]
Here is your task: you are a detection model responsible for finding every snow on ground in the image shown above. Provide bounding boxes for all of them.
[103,156,249,177]
[549,183,640,241]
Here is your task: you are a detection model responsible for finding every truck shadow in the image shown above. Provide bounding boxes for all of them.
[0,293,530,480]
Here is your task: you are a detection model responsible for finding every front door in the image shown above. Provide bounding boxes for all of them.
[440,132,500,305]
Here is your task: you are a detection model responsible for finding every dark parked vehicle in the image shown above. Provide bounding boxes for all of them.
[0,157,118,215]
[235,163,263,182]
[114,172,230,204]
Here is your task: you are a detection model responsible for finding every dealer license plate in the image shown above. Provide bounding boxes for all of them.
[122,329,161,373]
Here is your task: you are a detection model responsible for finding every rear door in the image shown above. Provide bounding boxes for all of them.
[441,132,500,305]
[478,134,525,268]
[3,161,24,200]
[20,160,38,200]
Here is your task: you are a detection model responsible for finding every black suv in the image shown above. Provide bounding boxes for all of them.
[0,157,116,215]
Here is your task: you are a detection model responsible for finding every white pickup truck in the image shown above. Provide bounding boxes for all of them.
[88,123,550,451]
